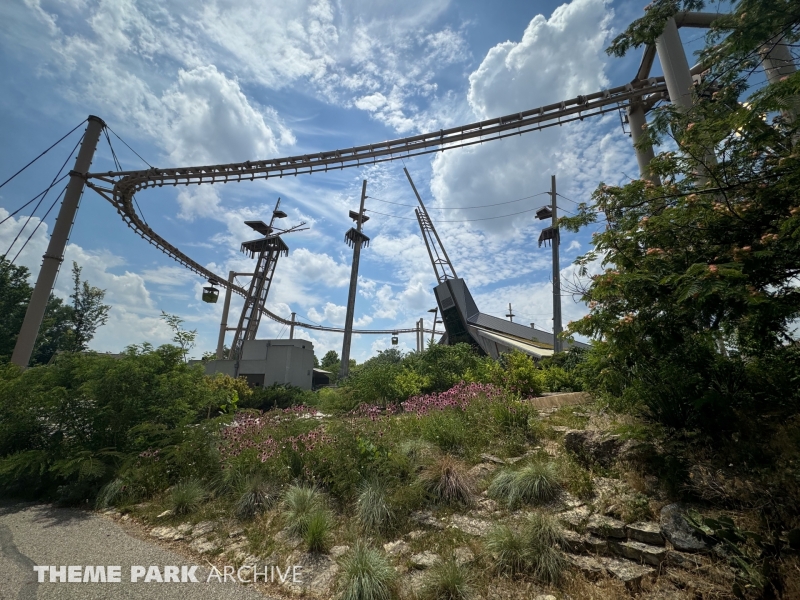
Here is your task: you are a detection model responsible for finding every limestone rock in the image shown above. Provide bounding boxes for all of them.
[468,463,497,480]
[448,514,493,537]
[453,547,474,566]
[561,529,585,553]
[149,526,185,541]
[667,550,705,568]
[559,506,591,531]
[191,521,215,538]
[534,596,557,600]
[283,552,337,596]
[565,553,605,577]
[610,540,667,566]
[410,510,445,529]
[189,537,216,554]
[599,556,655,587]
[584,534,608,554]
[587,515,626,539]
[626,521,664,546]
[660,504,708,552]
[330,545,350,559]
[479,453,507,465]
[410,551,439,569]
[407,530,425,540]
[156,510,174,518]
[563,430,623,467]
[383,540,410,556]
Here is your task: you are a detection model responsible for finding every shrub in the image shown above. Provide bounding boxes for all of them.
[336,541,397,600]
[557,457,594,500]
[357,478,395,533]
[419,456,475,506]
[282,484,325,537]
[304,508,333,553]
[235,474,278,520]
[419,410,469,454]
[169,479,207,515]
[488,459,561,508]
[95,478,133,509]
[491,400,533,434]
[419,557,474,600]
[491,351,545,397]
[541,366,581,392]
[241,383,313,411]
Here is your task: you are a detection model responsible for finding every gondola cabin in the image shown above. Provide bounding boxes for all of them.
[202,280,220,303]
[391,332,399,345]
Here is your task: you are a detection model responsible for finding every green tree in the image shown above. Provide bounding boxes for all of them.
[561,0,800,429]
[160,311,197,362]
[66,262,110,352]
[0,257,33,363]
[0,256,76,365]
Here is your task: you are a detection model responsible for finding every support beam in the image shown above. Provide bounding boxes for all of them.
[340,180,368,380]
[655,17,695,112]
[11,115,105,368]
[289,312,296,339]
[759,35,798,124]
[627,101,660,184]
[551,175,562,354]
[217,271,235,359]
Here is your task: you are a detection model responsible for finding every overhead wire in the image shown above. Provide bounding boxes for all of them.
[366,191,550,210]
[3,132,84,265]
[104,128,149,224]
[366,205,547,222]
[9,186,67,265]
[0,118,86,191]
[0,173,70,227]
[105,124,153,168]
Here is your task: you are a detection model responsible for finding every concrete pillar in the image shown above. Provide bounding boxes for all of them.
[760,36,798,123]
[11,116,105,368]
[627,101,660,184]
[655,17,694,112]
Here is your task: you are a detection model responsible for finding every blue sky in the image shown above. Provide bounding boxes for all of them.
[0,0,716,362]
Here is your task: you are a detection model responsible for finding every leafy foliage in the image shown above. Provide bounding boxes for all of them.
[66,262,110,353]
[560,0,800,432]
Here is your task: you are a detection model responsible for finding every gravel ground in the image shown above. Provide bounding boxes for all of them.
[0,501,277,600]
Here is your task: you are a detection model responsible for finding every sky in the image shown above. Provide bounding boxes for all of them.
[0,0,719,362]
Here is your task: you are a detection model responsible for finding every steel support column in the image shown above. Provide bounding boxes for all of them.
[655,17,694,112]
[12,116,105,368]
[627,101,660,184]
[551,175,562,354]
[760,36,798,124]
[340,180,368,380]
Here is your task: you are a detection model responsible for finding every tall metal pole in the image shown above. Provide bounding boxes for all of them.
[551,175,562,353]
[340,180,368,380]
[429,307,438,346]
[11,116,105,368]
[216,270,235,359]
[627,101,660,184]
[760,36,798,124]
[289,312,296,339]
[655,17,694,112]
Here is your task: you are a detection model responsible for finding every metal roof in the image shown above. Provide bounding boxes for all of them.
[467,312,588,350]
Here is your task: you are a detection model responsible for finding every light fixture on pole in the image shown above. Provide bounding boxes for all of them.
[427,307,439,345]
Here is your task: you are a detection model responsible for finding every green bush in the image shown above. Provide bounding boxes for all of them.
[419,410,470,454]
[336,542,397,600]
[235,474,278,520]
[541,366,581,392]
[241,383,314,411]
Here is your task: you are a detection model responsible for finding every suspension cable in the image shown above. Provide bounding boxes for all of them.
[0,173,70,227]
[0,119,86,191]
[366,191,551,210]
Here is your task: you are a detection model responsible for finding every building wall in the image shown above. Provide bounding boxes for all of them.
[203,339,315,390]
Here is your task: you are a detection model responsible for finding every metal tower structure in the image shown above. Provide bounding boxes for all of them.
[230,199,304,360]
[404,168,458,283]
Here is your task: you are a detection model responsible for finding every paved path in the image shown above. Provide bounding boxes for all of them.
[0,502,275,600]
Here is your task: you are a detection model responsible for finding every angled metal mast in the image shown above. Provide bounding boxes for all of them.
[230,198,296,360]
[403,168,458,284]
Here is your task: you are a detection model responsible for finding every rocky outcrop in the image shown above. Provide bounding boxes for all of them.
[660,504,708,552]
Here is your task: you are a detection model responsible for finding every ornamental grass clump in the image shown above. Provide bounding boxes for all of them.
[357,478,395,533]
[336,541,397,600]
[169,479,207,515]
[304,508,334,553]
[419,557,474,600]
[419,455,475,506]
[488,459,561,508]
[485,512,567,584]
[235,474,278,520]
[282,484,325,537]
